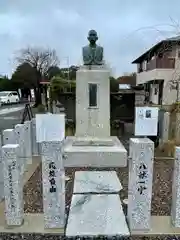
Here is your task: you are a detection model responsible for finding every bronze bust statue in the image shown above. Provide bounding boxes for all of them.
[82,30,104,65]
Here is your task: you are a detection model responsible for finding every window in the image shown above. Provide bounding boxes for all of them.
[12,92,18,96]
[89,83,97,107]
[154,88,158,95]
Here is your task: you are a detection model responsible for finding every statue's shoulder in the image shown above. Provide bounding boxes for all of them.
[96,45,103,53]
[83,45,89,51]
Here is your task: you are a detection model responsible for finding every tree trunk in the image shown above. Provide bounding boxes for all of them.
[33,70,42,107]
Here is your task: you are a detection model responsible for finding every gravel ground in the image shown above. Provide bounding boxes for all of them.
[24,159,174,216]
[1,234,180,240]
[22,158,177,239]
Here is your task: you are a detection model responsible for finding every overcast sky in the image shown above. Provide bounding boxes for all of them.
[1,0,180,77]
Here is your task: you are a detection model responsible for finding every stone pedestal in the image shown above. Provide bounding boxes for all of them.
[24,121,32,164]
[2,129,15,145]
[171,146,180,227]
[63,65,127,168]
[128,138,154,231]
[31,118,39,156]
[76,66,110,137]
[2,144,23,226]
[63,136,127,167]
[41,141,65,228]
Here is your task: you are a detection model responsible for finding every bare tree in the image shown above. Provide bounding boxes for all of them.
[17,47,59,107]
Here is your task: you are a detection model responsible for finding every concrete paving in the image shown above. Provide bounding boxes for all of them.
[0,105,24,115]
[0,104,33,134]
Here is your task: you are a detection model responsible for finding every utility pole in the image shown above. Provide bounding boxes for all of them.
[66,57,70,92]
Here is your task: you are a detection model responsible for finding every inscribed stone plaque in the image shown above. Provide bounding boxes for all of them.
[41,141,65,228]
[66,194,129,237]
[128,138,154,231]
[36,114,65,142]
[2,144,23,226]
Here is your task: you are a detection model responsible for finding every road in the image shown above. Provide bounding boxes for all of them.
[0,104,32,134]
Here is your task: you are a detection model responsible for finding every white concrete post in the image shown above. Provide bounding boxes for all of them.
[14,124,26,174]
[128,138,154,231]
[0,135,3,201]
[171,146,180,227]
[2,129,15,145]
[2,144,23,226]
[161,112,170,143]
[41,141,65,228]
[24,121,32,164]
[31,118,39,156]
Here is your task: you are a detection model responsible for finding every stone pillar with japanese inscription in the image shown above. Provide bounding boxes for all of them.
[14,124,26,174]
[41,141,65,228]
[128,138,154,231]
[171,146,180,227]
[31,118,39,156]
[2,144,23,226]
[24,121,32,164]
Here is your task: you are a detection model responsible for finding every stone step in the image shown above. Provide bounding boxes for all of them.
[66,194,130,237]
[73,171,122,194]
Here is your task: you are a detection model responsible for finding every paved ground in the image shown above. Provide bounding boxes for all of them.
[0,103,34,134]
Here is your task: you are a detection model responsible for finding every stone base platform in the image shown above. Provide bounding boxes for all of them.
[0,215,180,236]
[66,194,130,237]
[63,136,127,167]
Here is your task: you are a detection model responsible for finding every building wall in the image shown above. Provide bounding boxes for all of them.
[136,44,180,105]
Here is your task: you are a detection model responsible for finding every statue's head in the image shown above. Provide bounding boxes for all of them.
[87,29,98,44]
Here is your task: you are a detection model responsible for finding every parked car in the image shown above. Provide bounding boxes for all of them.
[0,91,20,104]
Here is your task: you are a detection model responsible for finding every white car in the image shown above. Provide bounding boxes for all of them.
[0,91,20,104]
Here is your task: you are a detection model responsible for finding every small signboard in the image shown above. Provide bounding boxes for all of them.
[135,107,159,136]
[36,114,65,142]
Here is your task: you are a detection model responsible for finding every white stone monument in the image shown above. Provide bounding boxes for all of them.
[160,111,170,144]
[14,124,26,174]
[63,67,127,167]
[31,118,39,156]
[41,141,65,228]
[24,121,32,164]
[171,146,180,227]
[63,30,127,168]
[0,135,4,201]
[2,144,23,226]
[76,65,110,137]
[2,129,15,145]
[36,114,65,228]
[128,138,154,231]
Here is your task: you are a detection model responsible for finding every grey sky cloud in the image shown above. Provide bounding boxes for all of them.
[0,0,180,77]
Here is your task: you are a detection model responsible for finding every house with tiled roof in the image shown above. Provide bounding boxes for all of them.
[132,35,180,105]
